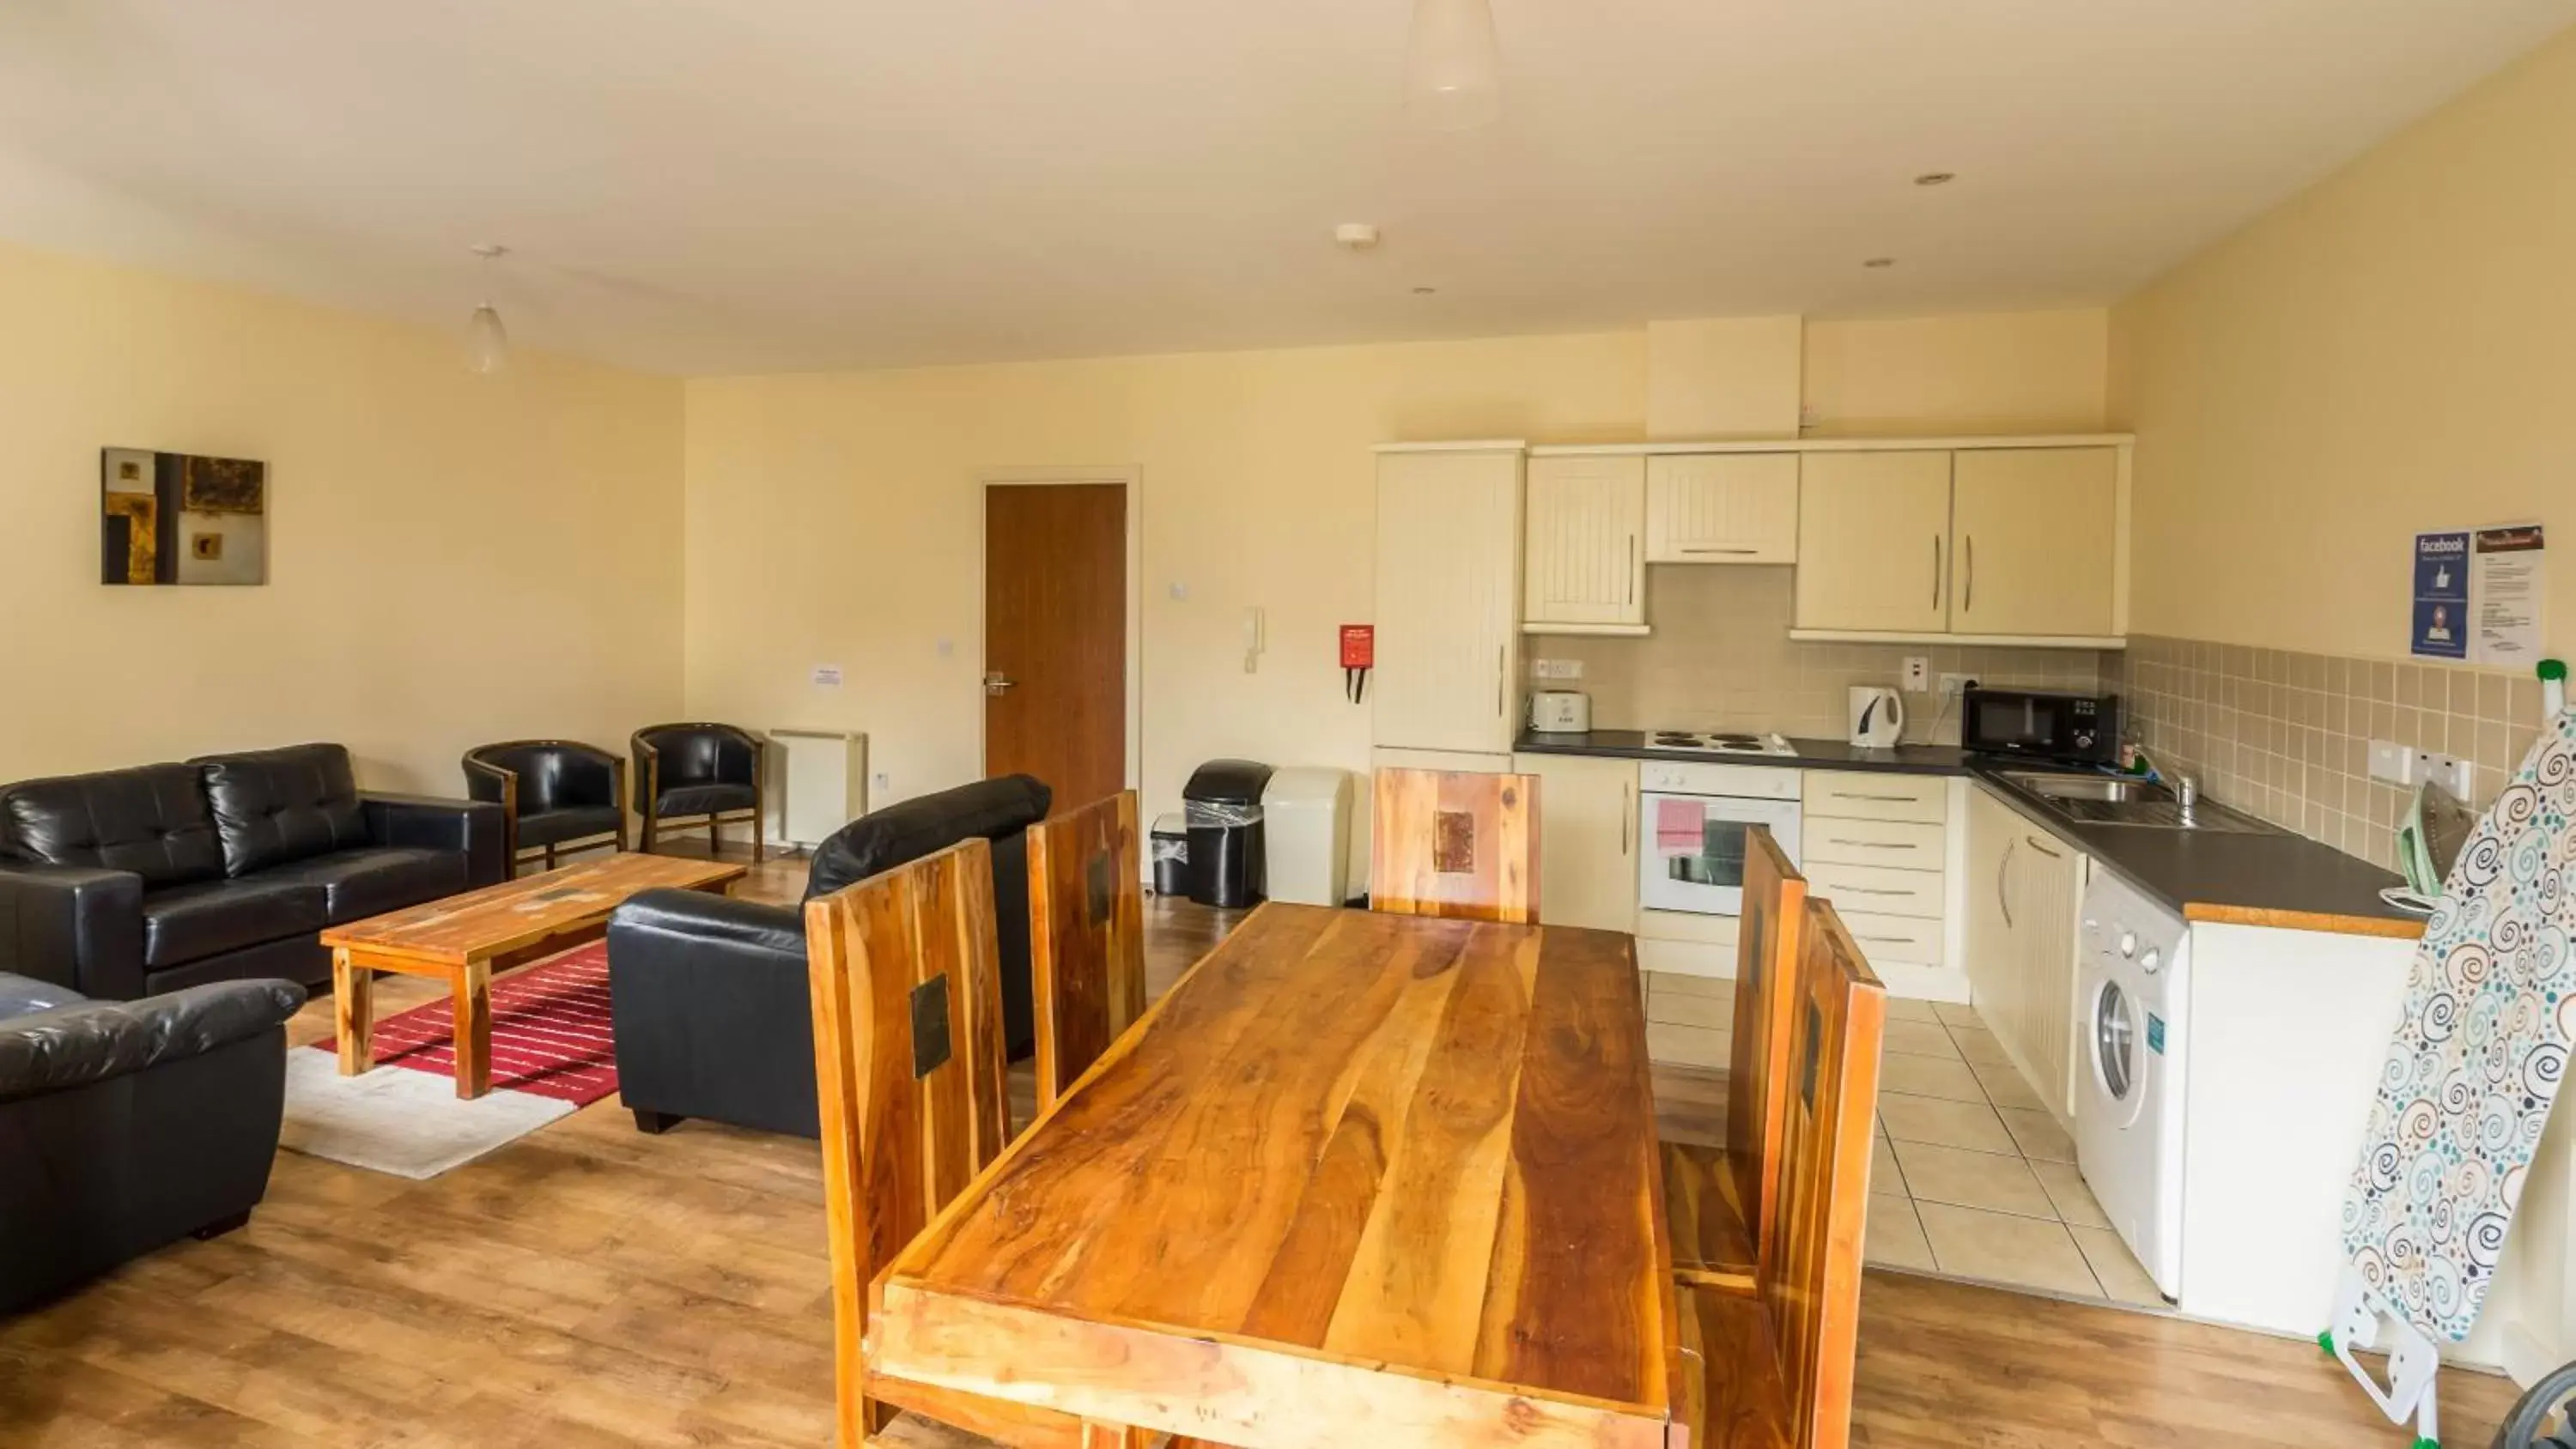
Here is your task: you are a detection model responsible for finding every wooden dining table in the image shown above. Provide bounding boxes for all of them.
[866,901,1680,1449]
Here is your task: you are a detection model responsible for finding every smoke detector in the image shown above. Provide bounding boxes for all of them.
[1334,223,1382,252]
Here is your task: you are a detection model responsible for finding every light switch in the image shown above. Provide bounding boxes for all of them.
[1902,656,1930,692]
[1530,658,1583,681]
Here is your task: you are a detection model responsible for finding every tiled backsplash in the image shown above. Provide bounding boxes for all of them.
[2104,636,2549,872]
[1530,567,2103,745]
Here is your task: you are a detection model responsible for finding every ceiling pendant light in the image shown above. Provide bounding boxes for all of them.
[464,244,509,374]
[1405,0,1501,132]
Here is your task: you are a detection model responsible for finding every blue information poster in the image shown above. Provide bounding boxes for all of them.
[2412,530,2470,659]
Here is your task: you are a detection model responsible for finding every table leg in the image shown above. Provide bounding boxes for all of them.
[1079,1423,1149,1449]
[453,961,493,1100]
[334,947,374,1076]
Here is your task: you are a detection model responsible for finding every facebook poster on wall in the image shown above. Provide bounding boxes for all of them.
[2412,530,2470,659]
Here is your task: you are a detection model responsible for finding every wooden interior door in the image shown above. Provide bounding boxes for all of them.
[985,483,1125,809]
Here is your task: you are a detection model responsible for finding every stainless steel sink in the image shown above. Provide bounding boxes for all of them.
[1997,771,2171,803]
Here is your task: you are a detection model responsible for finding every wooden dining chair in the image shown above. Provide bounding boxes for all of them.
[805,839,1086,1449]
[1025,790,1148,1113]
[1367,767,1540,924]
[1663,825,1808,1291]
[1674,898,1887,1449]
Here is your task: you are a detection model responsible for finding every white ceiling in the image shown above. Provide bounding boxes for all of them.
[2,2,2567,376]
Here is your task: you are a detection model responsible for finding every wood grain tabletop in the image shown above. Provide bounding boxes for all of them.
[868,901,1676,1449]
[317,852,745,965]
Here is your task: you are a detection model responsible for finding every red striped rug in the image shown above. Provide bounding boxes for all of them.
[308,941,619,1106]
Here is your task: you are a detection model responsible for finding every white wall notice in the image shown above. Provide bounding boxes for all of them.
[2473,524,2546,667]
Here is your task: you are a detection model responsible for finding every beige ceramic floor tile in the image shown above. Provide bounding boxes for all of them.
[1882,1020,1965,1061]
[2030,1161,2112,1229]
[1648,991,1732,1030]
[1999,1106,2077,1163]
[1883,997,1943,1024]
[1871,1134,1906,1196]
[1878,1052,1988,1104]
[2071,1227,2169,1308]
[1646,1022,1729,1070]
[1933,1001,1990,1030]
[1891,1141,2060,1219]
[1916,1203,2105,1299]
[1646,969,1732,1000]
[1971,1058,2051,1113]
[1947,1026,2016,1068]
[1866,1194,1936,1271]
[1877,1092,2017,1155]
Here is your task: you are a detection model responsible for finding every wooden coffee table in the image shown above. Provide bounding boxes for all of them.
[320,852,747,1100]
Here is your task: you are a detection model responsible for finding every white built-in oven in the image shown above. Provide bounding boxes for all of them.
[1637,761,1802,916]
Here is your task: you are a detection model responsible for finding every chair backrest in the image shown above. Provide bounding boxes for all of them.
[1367,767,1540,924]
[1728,825,1809,1260]
[464,740,619,812]
[1759,899,1885,1449]
[632,722,760,791]
[1025,790,1147,1111]
[805,838,1013,1446]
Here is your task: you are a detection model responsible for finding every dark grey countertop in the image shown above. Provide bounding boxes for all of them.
[1515,728,2422,937]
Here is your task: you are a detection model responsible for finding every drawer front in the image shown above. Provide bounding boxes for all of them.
[1804,773,1948,824]
[1805,860,1946,920]
[1834,909,1946,967]
[1802,816,1946,870]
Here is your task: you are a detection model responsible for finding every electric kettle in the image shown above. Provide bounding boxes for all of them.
[1848,686,1905,749]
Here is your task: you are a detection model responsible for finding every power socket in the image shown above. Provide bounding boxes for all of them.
[1530,658,1583,681]
[1938,673,1979,700]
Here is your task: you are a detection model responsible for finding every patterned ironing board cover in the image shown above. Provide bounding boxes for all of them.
[2342,711,2576,1342]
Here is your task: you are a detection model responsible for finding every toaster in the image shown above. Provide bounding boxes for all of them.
[1528,690,1591,734]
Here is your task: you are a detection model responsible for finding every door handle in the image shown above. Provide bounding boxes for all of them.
[1964,536,1975,612]
[1621,782,1634,857]
[1830,839,1914,851]
[1681,547,1759,555]
[2025,834,2063,858]
[1627,535,1637,605]
[983,672,1015,696]
[1494,646,1505,718]
[1930,535,1941,610]
[1998,838,2017,927]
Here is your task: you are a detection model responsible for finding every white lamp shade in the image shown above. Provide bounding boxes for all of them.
[1405,0,1501,131]
[465,302,509,374]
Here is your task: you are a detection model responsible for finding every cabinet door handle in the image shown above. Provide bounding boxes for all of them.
[1837,885,1911,897]
[1930,535,1942,610]
[1622,782,1634,857]
[1681,547,1759,556]
[1627,534,1637,605]
[2025,834,2063,859]
[1964,535,1976,613]
[1831,791,1920,803]
[1998,838,2017,928]
[1856,934,1914,947]
[1830,838,1914,851]
[1494,645,1504,718]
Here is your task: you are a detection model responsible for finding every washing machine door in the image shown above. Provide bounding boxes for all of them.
[2088,969,2149,1131]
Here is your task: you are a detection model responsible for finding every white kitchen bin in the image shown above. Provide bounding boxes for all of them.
[1261,767,1353,906]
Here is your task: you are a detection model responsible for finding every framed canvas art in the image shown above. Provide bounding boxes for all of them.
[101,448,267,585]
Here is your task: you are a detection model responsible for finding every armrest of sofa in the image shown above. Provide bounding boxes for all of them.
[0,977,306,1105]
[361,793,507,888]
[607,888,805,968]
[0,864,146,1000]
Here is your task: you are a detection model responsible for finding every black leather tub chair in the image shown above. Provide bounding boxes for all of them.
[0,971,305,1313]
[632,723,765,861]
[605,774,1050,1137]
[0,744,505,1000]
[464,739,628,876]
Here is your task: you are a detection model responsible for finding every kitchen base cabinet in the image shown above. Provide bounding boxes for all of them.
[1804,772,1965,1003]
[1511,753,1638,933]
[1964,785,2087,1128]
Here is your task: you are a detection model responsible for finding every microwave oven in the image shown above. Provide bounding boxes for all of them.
[1961,688,2120,766]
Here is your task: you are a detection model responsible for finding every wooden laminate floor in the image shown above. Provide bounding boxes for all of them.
[0,842,2526,1446]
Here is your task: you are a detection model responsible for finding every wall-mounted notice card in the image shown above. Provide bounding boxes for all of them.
[2413,530,2470,659]
[2474,524,2546,667]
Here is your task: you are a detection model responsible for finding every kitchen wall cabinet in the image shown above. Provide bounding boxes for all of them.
[1644,453,1798,563]
[1373,445,1522,756]
[1793,451,1954,634]
[1522,455,1646,633]
[1949,447,2119,638]
[1964,786,2087,1126]
[1512,752,1638,932]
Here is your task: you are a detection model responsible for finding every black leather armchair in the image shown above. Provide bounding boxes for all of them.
[605,774,1050,1137]
[0,745,505,1000]
[632,723,764,862]
[464,740,628,876]
[0,971,305,1313]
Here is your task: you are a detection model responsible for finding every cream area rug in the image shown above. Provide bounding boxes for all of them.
[279,1048,574,1179]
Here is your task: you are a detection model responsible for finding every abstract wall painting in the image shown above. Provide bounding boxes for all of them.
[100,448,267,585]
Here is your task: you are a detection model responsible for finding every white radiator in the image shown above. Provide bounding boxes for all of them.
[773,729,868,848]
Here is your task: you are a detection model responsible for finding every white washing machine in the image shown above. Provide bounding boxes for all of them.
[2074,868,2190,1301]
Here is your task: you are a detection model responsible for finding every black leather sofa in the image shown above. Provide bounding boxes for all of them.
[0,971,305,1313]
[0,744,506,1001]
[605,774,1050,1137]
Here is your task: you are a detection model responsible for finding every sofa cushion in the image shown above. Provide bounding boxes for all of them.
[256,847,466,925]
[0,973,88,1021]
[192,744,369,876]
[518,805,624,851]
[139,877,328,970]
[806,774,1052,901]
[0,764,226,888]
[652,783,756,820]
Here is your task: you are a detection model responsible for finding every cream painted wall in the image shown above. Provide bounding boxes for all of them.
[1802,309,2110,437]
[682,333,1647,833]
[0,240,684,792]
[2110,25,2576,662]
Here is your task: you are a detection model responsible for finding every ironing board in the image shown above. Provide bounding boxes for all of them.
[2330,710,2576,1446]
